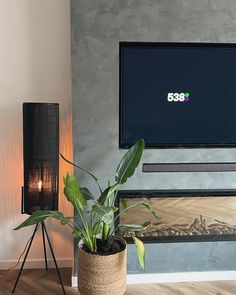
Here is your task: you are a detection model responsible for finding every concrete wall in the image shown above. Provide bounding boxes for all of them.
[0,0,73,269]
[71,0,236,273]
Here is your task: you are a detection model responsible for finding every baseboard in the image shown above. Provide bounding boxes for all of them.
[71,271,236,287]
[0,258,73,270]
[72,275,78,287]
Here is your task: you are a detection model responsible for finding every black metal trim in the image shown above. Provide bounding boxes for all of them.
[119,42,123,149]
[123,234,236,244]
[142,162,236,173]
[119,41,236,149]
[21,187,25,214]
[12,224,39,293]
[115,189,236,244]
[12,222,65,294]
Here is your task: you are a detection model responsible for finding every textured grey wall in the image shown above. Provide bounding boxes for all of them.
[71,0,236,274]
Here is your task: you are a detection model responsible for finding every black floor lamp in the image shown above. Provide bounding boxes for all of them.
[12,103,65,295]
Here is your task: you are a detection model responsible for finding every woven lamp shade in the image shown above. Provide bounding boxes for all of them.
[22,103,59,214]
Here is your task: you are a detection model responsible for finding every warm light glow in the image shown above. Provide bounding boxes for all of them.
[38,180,43,192]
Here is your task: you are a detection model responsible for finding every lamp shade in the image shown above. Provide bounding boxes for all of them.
[22,103,59,214]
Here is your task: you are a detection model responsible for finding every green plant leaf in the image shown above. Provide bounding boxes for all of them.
[14,211,65,230]
[119,223,150,232]
[132,236,145,271]
[111,206,118,212]
[63,172,87,212]
[97,187,110,205]
[116,200,156,223]
[60,219,69,225]
[121,199,128,210]
[93,221,103,235]
[98,183,119,205]
[115,139,144,184]
[142,202,160,220]
[142,221,152,227]
[102,222,110,240]
[92,205,114,225]
[80,187,95,200]
[72,230,81,239]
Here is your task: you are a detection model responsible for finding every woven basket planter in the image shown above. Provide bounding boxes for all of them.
[78,237,127,295]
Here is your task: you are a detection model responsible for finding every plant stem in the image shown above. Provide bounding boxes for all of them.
[60,153,102,193]
[113,202,146,223]
[112,187,119,206]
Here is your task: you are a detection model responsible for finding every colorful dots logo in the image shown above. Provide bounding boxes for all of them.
[184,92,190,102]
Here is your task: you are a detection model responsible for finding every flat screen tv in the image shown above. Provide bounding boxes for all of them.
[119,42,236,148]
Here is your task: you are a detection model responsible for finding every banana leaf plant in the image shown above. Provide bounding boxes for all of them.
[14,139,159,270]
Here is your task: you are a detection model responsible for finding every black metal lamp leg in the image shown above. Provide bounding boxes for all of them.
[12,223,39,293]
[43,222,66,295]
[41,222,48,271]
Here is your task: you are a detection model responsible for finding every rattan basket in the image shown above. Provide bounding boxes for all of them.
[78,237,127,295]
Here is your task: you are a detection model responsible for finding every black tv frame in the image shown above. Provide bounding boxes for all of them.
[119,41,236,149]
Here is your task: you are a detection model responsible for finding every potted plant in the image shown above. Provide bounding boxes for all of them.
[14,139,158,295]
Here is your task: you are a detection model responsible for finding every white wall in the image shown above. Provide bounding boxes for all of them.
[0,0,73,269]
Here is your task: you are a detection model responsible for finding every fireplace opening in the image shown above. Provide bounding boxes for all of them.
[115,190,236,242]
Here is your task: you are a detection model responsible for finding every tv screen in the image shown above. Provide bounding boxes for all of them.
[119,42,236,148]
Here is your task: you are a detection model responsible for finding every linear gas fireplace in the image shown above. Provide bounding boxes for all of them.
[115,189,236,243]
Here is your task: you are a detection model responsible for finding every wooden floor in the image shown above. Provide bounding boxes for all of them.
[1,268,236,294]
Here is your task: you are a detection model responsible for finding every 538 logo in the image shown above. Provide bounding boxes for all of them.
[167,92,190,102]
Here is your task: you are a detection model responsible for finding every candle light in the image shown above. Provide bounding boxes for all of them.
[38,180,43,192]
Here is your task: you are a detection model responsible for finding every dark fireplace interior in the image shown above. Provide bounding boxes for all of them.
[116,190,236,242]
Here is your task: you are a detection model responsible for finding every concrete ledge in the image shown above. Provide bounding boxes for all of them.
[127,271,236,284]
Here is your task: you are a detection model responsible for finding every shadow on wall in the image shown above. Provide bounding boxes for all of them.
[0,216,25,261]
[0,103,24,261]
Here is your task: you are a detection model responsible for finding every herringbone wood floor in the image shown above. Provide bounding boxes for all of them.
[1,268,236,294]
